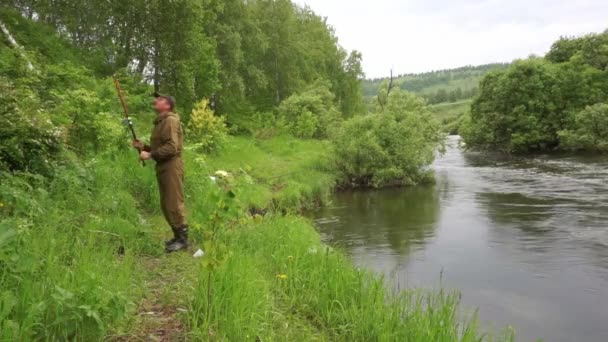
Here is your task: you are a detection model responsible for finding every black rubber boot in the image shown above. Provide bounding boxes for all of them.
[165,225,188,253]
[165,226,178,247]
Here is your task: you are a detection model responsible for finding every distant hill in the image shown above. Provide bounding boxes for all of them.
[363,63,509,105]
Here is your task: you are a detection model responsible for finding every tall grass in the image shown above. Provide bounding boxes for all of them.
[198,136,336,212]
[186,215,512,341]
[0,151,159,340]
[1,136,510,341]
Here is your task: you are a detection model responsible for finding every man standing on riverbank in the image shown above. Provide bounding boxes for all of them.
[133,95,188,253]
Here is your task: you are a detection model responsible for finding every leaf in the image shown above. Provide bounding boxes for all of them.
[0,291,17,319]
[0,227,16,248]
[203,241,214,253]
[79,305,104,331]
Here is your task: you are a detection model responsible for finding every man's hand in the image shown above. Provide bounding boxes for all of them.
[132,140,144,150]
[140,151,152,161]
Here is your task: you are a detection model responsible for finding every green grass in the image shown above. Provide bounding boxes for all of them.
[0,152,157,340]
[430,100,471,120]
[202,136,336,211]
[418,78,482,96]
[430,101,472,134]
[187,215,504,341]
[0,136,512,341]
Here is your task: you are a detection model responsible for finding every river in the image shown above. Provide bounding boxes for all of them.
[309,135,608,342]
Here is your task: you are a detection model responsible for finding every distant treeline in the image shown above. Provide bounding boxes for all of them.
[422,87,479,105]
[362,63,509,102]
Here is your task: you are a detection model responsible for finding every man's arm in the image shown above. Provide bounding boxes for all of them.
[132,140,151,152]
[151,117,180,162]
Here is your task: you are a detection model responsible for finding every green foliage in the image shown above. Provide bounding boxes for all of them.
[0,152,158,340]
[462,59,567,151]
[332,89,443,187]
[278,80,341,138]
[363,63,509,103]
[0,77,62,175]
[462,30,608,152]
[247,111,283,139]
[336,50,366,116]
[3,1,362,120]
[546,30,608,70]
[559,103,608,151]
[0,128,506,340]
[54,88,124,156]
[430,101,471,135]
[187,99,228,153]
[199,136,335,211]
[188,215,511,341]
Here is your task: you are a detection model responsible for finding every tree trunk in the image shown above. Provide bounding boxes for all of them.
[0,19,35,72]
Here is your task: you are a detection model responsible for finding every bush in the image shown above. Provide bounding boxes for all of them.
[249,111,283,139]
[559,103,608,151]
[331,89,443,187]
[187,99,228,153]
[54,88,124,156]
[278,80,341,139]
[0,78,62,175]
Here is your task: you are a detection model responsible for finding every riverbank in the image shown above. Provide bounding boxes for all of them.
[1,135,507,341]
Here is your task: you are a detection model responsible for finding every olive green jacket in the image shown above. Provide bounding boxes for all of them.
[145,112,184,165]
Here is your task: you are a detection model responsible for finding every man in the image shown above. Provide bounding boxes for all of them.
[133,95,188,253]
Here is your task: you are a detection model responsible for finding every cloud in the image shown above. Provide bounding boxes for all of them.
[295,0,608,77]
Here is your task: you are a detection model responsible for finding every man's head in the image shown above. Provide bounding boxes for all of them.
[153,95,175,114]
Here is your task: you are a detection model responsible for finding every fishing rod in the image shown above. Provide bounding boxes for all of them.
[113,77,145,166]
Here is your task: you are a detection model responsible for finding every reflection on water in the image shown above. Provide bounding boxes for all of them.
[309,136,608,342]
[314,187,440,256]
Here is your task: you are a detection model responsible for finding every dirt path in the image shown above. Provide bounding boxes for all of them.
[110,249,197,341]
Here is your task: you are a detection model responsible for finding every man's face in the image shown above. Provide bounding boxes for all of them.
[154,97,171,113]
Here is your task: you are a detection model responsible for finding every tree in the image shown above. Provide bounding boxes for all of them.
[462,31,608,152]
[559,103,608,151]
[337,50,365,116]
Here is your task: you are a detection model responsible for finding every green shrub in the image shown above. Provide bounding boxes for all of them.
[249,111,283,139]
[331,89,443,187]
[278,80,341,139]
[559,103,608,151]
[0,78,62,175]
[187,99,228,153]
[53,88,124,156]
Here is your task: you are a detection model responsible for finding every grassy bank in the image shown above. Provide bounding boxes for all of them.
[430,100,471,135]
[1,135,510,341]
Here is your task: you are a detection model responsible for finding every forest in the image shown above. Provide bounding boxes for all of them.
[363,63,509,105]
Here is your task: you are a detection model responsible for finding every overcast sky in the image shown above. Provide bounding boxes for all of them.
[294,0,608,78]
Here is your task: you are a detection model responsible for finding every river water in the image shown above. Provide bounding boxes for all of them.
[309,135,608,342]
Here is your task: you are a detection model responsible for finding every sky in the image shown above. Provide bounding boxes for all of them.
[294,0,608,78]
